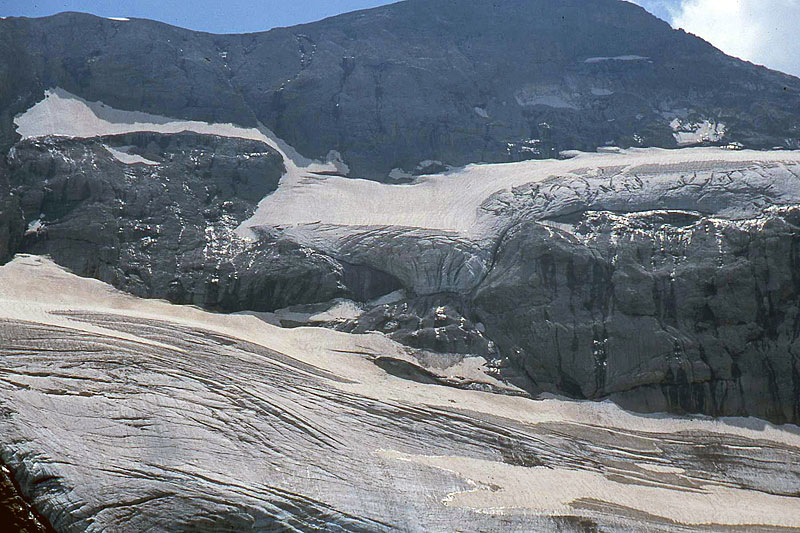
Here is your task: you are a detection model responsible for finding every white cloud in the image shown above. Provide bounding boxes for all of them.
[670,0,800,77]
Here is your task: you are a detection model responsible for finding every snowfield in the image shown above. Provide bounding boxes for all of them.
[103,145,159,166]
[241,147,800,239]
[15,88,275,144]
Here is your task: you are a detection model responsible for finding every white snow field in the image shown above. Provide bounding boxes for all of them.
[583,55,650,63]
[242,147,800,240]
[103,145,159,166]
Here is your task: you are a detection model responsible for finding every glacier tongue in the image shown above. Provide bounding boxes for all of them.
[1,255,799,532]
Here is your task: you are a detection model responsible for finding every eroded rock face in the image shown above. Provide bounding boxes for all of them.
[0,164,24,265]
[6,133,353,311]
[474,210,800,423]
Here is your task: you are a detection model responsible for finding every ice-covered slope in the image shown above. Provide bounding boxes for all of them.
[14,88,271,144]
[239,146,800,238]
[1,255,799,532]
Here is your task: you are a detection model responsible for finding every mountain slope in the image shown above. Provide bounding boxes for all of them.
[1,0,800,178]
[3,1,800,425]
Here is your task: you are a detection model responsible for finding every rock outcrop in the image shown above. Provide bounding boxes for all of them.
[7,133,355,311]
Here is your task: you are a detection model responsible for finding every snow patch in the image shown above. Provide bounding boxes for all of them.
[104,145,159,166]
[515,91,577,109]
[368,290,406,306]
[14,88,275,143]
[308,300,364,322]
[591,88,614,96]
[107,17,130,21]
[473,107,489,119]
[25,219,44,236]
[584,55,650,63]
[670,118,726,145]
[388,168,413,181]
[238,146,800,240]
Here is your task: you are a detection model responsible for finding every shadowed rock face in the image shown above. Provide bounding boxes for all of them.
[6,133,401,311]
[474,210,800,423]
[1,0,800,179]
[0,163,24,264]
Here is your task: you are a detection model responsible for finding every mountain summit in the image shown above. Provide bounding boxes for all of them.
[1,0,799,178]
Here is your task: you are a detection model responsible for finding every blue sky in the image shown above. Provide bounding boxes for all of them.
[2,0,799,77]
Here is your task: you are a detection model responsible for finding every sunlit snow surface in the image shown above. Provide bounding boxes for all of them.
[584,55,650,63]
[15,88,274,143]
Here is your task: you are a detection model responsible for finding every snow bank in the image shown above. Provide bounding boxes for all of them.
[14,88,271,143]
[239,147,800,238]
[103,145,159,166]
[584,55,650,63]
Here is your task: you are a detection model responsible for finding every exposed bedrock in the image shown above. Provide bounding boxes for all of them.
[6,134,342,311]
[474,210,800,424]
[335,294,498,358]
[0,163,25,265]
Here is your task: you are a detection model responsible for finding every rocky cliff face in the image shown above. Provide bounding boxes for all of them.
[6,133,404,311]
